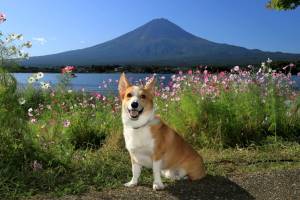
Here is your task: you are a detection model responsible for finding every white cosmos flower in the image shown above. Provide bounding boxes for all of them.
[18,98,26,105]
[267,58,272,64]
[27,76,36,84]
[233,66,240,72]
[40,81,50,89]
[32,73,39,80]
[45,82,50,89]
[23,41,32,48]
[9,33,18,40]
[36,72,44,79]
[28,108,33,113]
[18,35,24,40]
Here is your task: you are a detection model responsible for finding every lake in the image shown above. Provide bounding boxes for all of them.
[13,73,300,92]
[13,73,171,92]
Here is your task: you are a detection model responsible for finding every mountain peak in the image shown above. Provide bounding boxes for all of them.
[129,18,197,40]
[146,18,174,25]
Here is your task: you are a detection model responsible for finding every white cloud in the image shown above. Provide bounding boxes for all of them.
[80,40,86,44]
[33,37,47,45]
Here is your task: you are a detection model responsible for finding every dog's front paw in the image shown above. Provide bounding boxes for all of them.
[153,182,165,191]
[124,180,137,187]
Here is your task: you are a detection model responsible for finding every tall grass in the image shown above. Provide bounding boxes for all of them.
[157,68,300,147]
[160,84,300,147]
[0,63,299,199]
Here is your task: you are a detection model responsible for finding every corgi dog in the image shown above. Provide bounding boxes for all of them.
[118,73,206,191]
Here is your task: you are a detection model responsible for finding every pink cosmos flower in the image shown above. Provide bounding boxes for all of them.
[61,66,75,74]
[297,72,300,77]
[94,93,102,100]
[0,13,6,23]
[219,71,225,78]
[188,70,193,75]
[63,120,71,128]
[289,63,295,68]
[204,76,209,84]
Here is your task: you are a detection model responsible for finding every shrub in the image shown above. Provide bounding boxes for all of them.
[0,69,30,198]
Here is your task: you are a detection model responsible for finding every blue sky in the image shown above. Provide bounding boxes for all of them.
[1,0,300,56]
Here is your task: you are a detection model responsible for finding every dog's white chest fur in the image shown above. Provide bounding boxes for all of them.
[123,126,154,168]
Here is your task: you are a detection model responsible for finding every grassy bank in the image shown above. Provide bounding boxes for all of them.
[0,63,300,199]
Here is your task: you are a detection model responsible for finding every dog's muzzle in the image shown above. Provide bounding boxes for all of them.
[128,108,144,120]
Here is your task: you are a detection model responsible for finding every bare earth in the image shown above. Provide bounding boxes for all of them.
[30,169,300,200]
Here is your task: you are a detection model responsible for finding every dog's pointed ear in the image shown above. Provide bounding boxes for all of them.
[118,73,131,99]
[144,75,156,96]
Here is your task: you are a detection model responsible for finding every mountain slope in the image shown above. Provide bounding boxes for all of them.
[23,18,300,67]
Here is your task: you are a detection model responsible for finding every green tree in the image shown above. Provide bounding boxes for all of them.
[267,0,300,10]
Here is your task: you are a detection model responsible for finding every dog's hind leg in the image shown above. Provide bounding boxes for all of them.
[161,169,187,180]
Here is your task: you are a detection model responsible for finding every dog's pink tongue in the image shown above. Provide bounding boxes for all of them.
[130,110,139,117]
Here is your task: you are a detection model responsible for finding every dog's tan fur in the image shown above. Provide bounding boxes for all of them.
[150,118,206,180]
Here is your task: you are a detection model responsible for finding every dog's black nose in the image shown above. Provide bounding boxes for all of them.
[131,101,139,109]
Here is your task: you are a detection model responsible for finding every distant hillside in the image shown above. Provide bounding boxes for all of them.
[22,18,300,67]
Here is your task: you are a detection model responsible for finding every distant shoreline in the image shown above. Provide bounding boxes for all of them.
[2,60,300,74]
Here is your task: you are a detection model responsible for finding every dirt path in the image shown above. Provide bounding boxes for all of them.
[31,169,300,200]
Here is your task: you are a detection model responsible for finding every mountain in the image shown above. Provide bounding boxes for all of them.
[23,18,300,67]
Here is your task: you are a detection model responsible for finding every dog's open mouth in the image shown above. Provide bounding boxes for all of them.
[128,108,144,120]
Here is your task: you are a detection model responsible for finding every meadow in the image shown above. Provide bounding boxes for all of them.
[0,62,300,199]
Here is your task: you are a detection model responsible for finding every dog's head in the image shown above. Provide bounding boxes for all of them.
[118,73,155,126]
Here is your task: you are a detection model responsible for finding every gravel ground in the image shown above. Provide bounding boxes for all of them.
[30,169,300,200]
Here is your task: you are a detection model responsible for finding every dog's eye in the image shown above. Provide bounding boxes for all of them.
[127,93,132,98]
[140,94,146,99]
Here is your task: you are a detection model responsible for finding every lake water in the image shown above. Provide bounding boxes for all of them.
[13,73,171,92]
[13,73,300,92]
